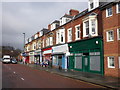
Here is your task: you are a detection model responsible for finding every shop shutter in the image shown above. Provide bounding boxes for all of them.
[90,56,100,71]
[75,56,82,69]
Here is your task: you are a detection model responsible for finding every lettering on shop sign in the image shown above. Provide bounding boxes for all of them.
[90,52,100,55]
[75,53,83,56]
[70,53,74,56]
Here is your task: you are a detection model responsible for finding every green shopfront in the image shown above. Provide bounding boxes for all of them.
[68,36,104,75]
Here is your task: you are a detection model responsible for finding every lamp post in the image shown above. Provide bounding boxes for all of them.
[23,33,25,51]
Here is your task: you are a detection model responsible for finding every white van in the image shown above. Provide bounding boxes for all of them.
[3,55,11,63]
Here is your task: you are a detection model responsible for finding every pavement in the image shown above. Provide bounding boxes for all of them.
[20,62,120,89]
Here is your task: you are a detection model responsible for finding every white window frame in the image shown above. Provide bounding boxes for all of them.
[49,37,53,46]
[56,31,60,44]
[67,28,72,42]
[117,28,120,40]
[75,24,81,40]
[56,29,65,44]
[83,17,98,38]
[42,39,44,48]
[106,30,114,42]
[116,3,120,13]
[107,56,115,68]
[60,31,64,43]
[106,7,113,17]
[38,41,41,49]
[90,0,94,10]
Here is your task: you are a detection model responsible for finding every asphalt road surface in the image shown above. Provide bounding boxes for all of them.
[2,62,106,88]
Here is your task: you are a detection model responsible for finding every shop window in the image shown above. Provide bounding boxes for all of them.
[106,7,112,17]
[108,56,115,68]
[117,28,120,40]
[116,3,120,13]
[106,30,114,42]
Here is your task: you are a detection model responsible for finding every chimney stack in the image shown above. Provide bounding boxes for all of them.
[69,9,79,16]
[48,24,51,30]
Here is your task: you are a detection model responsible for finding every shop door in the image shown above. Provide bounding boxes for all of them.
[58,55,62,67]
[83,56,89,72]
[68,56,74,69]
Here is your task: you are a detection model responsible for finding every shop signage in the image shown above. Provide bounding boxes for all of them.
[70,53,74,56]
[52,44,69,54]
[43,50,52,55]
[75,53,83,56]
[90,52,100,55]
[29,52,34,56]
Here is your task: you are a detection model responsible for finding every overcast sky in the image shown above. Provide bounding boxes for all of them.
[1,1,88,50]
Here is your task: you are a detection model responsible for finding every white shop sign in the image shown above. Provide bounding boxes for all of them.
[29,52,34,56]
[52,44,69,54]
[43,50,52,55]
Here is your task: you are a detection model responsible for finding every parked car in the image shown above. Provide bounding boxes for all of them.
[11,59,17,64]
[2,55,11,63]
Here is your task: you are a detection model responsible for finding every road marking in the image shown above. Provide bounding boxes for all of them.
[21,78,24,81]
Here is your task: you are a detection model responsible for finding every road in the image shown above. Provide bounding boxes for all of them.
[2,62,106,88]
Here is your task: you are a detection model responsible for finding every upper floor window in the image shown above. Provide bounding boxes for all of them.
[46,38,49,47]
[33,43,36,50]
[85,21,89,36]
[106,7,112,17]
[67,28,72,42]
[56,29,65,44]
[50,37,53,46]
[56,31,60,44]
[75,25,80,40]
[83,14,98,38]
[90,0,94,9]
[42,39,44,48]
[106,30,114,42]
[61,32,64,42]
[108,56,115,68]
[91,19,96,34]
[116,3,120,13]
[38,41,41,49]
[117,28,120,40]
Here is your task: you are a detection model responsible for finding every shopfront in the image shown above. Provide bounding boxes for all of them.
[29,51,35,64]
[34,50,42,64]
[52,44,70,69]
[68,36,104,75]
[22,52,29,63]
[42,47,52,67]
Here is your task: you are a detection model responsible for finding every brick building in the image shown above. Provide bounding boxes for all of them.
[101,2,120,77]
[23,0,120,77]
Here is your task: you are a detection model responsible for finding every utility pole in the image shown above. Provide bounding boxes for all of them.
[23,33,25,51]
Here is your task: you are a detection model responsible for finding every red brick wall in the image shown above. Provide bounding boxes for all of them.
[102,4,120,77]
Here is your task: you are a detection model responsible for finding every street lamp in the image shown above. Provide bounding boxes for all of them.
[23,33,25,51]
